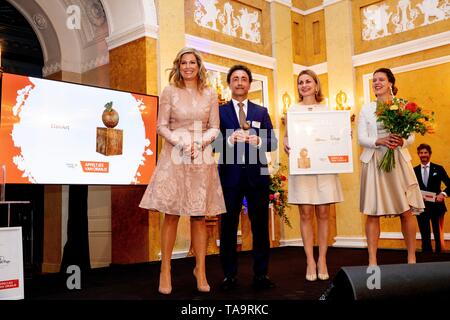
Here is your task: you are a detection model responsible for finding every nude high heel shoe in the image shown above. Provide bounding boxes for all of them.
[317,266,329,281]
[193,268,210,293]
[305,264,317,281]
[318,272,329,281]
[158,272,172,295]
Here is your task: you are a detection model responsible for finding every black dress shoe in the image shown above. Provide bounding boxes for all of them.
[252,275,275,290]
[221,277,238,291]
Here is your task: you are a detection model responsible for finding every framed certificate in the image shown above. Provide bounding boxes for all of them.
[0,227,24,300]
[287,110,353,175]
[421,190,436,202]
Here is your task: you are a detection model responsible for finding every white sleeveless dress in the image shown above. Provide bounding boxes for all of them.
[286,103,344,205]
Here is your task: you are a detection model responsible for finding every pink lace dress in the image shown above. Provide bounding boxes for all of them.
[139,85,226,216]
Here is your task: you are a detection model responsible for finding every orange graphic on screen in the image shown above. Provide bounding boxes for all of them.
[0,73,34,183]
[131,93,157,185]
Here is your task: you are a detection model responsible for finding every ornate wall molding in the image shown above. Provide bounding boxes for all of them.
[279,238,304,246]
[32,13,48,29]
[290,5,324,15]
[81,54,109,73]
[353,30,450,67]
[332,236,368,248]
[266,0,292,6]
[106,23,158,50]
[42,61,62,77]
[86,0,106,27]
[381,232,450,240]
[322,0,343,7]
[185,34,276,69]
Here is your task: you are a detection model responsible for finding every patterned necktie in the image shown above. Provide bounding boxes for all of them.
[238,102,249,129]
[423,165,429,187]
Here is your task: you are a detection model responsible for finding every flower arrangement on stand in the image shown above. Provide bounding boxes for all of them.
[269,164,291,228]
[376,97,435,172]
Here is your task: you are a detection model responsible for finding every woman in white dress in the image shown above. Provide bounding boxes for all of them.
[283,69,343,281]
[358,68,424,266]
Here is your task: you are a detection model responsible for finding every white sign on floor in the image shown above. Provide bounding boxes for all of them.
[0,227,24,300]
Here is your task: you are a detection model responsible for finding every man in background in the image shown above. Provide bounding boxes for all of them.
[414,144,449,253]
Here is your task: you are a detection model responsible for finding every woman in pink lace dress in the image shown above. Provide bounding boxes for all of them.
[139,47,226,294]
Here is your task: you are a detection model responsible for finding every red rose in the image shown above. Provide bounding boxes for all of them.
[269,194,275,200]
[405,102,417,113]
[281,175,287,181]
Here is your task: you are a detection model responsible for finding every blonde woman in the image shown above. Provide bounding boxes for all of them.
[283,69,343,281]
[139,47,226,294]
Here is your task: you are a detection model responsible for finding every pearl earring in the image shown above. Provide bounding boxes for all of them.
[389,86,394,98]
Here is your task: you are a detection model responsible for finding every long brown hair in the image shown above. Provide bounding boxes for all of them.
[373,67,398,95]
[297,69,324,103]
[168,47,208,91]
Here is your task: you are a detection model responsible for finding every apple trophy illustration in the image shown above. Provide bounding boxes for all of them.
[96,101,123,156]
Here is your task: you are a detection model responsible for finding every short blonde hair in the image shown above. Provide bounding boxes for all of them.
[168,47,208,91]
[297,69,324,103]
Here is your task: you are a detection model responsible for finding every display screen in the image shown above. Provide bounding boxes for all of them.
[0,73,158,185]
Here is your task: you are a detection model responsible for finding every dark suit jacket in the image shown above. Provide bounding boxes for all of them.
[414,162,450,214]
[216,100,277,188]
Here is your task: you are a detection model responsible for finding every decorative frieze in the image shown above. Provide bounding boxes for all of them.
[362,0,449,41]
[194,0,262,43]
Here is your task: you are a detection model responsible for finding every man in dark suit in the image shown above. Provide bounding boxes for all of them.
[414,143,449,253]
[216,65,277,290]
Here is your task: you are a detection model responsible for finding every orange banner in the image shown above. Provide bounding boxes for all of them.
[80,161,109,173]
[328,155,349,163]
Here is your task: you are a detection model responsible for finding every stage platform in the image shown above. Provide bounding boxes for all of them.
[25,246,450,301]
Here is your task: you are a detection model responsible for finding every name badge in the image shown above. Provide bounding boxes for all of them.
[252,121,261,128]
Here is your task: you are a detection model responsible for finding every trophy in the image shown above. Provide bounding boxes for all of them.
[96,101,123,156]
[297,148,311,169]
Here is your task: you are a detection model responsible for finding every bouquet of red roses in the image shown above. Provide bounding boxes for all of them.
[269,164,291,228]
[376,97,435,172]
